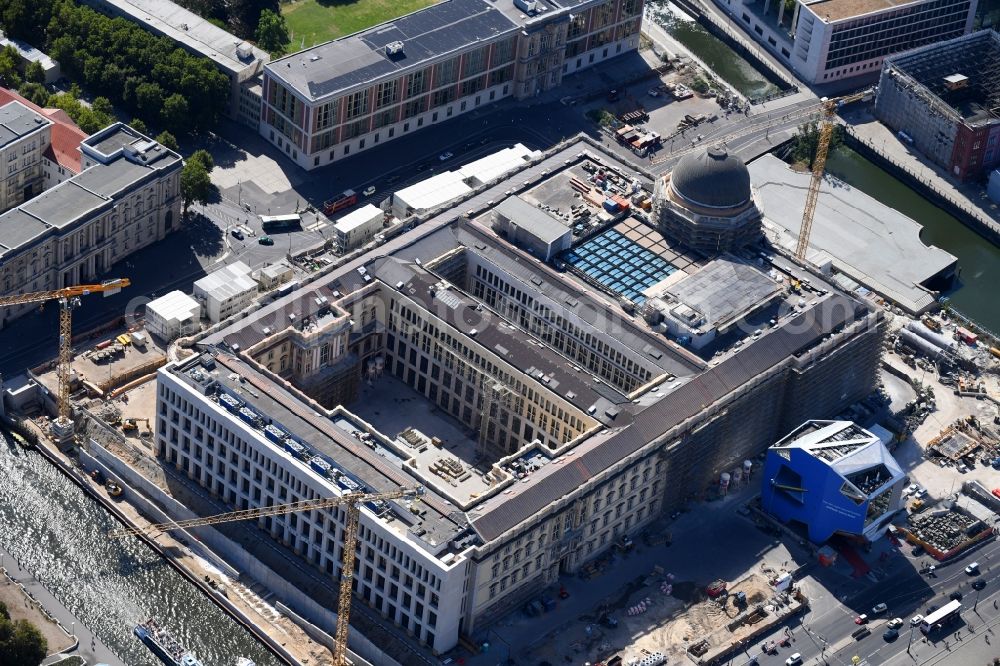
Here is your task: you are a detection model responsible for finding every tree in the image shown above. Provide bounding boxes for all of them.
[155,130,180,152]
[0,45,21,89]
[180,159,213,214]
[129,117,148,135]
[161,93,189,133]
[232,0,280,38]
[134,81,164,114]
[790,122,843,169]
[188,149,214,172]
[24,60,45,84]
[17,82,50,107]
[0,602,47,666]
[254,9,288,56]
[34,1,230,135]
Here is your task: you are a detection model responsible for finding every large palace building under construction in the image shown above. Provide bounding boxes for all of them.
[154,138,885,653]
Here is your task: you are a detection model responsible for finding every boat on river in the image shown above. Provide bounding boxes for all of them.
[134,617,205,666]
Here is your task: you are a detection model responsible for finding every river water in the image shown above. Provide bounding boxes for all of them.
[825,146,1000,333]
[648,1,779,101]
[0,434,280,666]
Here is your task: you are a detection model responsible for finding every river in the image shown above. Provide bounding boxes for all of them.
[825,145,1000,333]
[0,433,280,666]
[647,1,780,101]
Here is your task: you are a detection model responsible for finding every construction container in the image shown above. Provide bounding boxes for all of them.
[955,326,978,345]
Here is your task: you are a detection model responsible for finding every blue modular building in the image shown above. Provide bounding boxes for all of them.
[761,420,905,544]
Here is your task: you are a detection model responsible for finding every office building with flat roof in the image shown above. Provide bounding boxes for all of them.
[715,0,977,84]
[875,30,1000,180]
[260,0,644,170]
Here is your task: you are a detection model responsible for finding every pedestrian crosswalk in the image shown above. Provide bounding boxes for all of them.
[305,219,328,232]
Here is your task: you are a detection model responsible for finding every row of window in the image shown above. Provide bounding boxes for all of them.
[158,383,450,645]
[472,264,654,388]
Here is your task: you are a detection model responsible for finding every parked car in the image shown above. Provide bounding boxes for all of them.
[904,483,918,496]
[363,185,376,197]
[910,615,924,626]
[785,653,802,666]
[973,579,987,591]
[855,614,869,625]
[965,562,980,575]
[258,235,274,245]
[872,603,888,615]
[438,152,454,161]
[887,617,904,630]
[883,628,899,641]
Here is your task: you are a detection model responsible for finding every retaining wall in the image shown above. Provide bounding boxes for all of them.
[844,131,1000,246]
[83,440,392,666]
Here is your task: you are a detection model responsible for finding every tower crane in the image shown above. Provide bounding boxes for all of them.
[0,279,130,436]
[795,90,873,262]
[108,486,424,666]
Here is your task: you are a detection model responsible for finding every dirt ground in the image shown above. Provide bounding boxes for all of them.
[523,570,783,666]
[0,575,74,654]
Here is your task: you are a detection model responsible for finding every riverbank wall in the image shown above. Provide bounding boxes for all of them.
[82,438,400,666]
[664,0,796,98]
[26,430,298,666]
[844,130,1000,246]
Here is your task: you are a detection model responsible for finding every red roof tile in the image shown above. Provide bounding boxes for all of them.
[0,88,86,173]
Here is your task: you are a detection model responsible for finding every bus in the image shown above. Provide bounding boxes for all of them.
[920,599,961,634]
[259,214,302,233]
[323,189,357,215]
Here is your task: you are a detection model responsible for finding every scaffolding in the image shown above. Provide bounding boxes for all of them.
[885,30,1000,128]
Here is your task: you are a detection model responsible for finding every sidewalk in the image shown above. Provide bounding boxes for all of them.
[0,544,126,666]
[847,115,1000,239]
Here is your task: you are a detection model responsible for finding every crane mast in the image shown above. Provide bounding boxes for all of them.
[109,486,423,666]
[0,279,130,437]
[794,91,871,262]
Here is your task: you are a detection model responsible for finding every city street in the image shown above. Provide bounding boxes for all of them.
[748,536,1000,666]
[0,44,827,378]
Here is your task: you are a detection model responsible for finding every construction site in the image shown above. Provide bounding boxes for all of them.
[0,123,899,666]
[875,29,1000,182]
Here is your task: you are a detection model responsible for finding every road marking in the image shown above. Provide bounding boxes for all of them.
[306,220,328,232]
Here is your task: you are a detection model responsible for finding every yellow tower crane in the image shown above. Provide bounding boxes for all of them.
[0,279,130,436]
[795,90,872,262]
[109,486,424,666]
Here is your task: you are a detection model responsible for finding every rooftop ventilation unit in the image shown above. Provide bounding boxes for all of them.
[514,0,538,12]
[386,41,405,56]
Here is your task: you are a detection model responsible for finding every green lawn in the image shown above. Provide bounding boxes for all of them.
[281,0,438,51]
